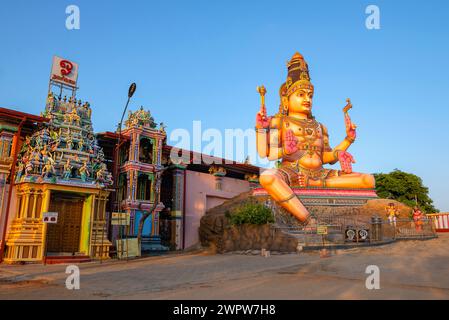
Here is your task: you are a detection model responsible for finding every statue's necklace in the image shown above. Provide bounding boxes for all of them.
[284,116,319,134]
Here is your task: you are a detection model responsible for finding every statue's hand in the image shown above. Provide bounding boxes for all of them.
[284,129,298,154]
[345,113,357,141]
[337,150,356,174]
[255,105,271,129]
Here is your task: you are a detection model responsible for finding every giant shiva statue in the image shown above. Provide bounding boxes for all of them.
[255,52,375,225]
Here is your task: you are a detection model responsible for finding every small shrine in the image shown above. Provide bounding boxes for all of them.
[3,92,113,263]
[114,106,167,252]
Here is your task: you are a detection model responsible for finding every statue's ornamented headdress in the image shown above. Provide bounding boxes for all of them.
[280,52,313,97]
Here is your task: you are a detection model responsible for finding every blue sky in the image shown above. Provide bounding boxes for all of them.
[1,0,448,211]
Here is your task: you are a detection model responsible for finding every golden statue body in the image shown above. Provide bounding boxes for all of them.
[256,52,375,223]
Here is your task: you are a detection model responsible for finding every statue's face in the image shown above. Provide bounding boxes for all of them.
[288,88,314,115]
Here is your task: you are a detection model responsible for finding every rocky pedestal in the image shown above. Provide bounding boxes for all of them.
[199,191,413,253]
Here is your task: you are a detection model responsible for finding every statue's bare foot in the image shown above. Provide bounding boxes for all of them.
[301,214,318,231]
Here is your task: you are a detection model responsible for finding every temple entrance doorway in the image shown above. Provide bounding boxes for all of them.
[46,191,85,255]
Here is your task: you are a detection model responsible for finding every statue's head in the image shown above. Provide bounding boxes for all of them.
[279,52,314,117]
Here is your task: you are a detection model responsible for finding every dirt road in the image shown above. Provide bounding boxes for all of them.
[1,235,448,299]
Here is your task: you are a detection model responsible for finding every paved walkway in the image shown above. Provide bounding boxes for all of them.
[1,235,449,299]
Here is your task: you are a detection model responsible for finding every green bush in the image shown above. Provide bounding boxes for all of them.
[229,202,274,225]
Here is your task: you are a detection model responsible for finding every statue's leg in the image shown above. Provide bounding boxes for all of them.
[259,169,310,222]
[316,172,375,189]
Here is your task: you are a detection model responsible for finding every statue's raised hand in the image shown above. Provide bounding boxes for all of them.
[255,104,271,129]
[345,113,357,141]
[284,129,298,154]
[337,150,356,174]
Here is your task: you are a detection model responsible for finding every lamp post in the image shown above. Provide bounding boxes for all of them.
[114,83,136,260]
[116,83,136,173]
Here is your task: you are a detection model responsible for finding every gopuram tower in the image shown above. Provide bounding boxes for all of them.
[3,77,113,263]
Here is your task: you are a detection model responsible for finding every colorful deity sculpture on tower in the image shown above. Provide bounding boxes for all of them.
[15,93,113,187]
[255,52,375,225]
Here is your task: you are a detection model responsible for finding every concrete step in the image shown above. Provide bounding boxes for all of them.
[44,255,91,264]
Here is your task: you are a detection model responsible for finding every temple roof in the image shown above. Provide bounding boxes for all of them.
[0,107,49,123]
[0,107,49,136]
[124,106,158,130]
[162,145,260,175]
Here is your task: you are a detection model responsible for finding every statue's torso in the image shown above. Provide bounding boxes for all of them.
[275,116,326,171]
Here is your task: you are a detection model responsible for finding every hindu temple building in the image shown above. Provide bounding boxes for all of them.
[0,101,258,263]
[0,57,259,263]
[0,92,114,263]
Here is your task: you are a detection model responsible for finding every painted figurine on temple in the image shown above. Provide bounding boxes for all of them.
[256,52,375,225]
[32,146,41,162]
[40,127,50,143]
[71,108,81,125]
[159,122,166,133]
[25,159,34,175]
[96,148,105,162]
[64,107,79,125]
[79,161,90,182]
[40,145,50,163]
[63,109,71,123]
[83,102,92,118]
[34,133,42,149]
[77,136,84,152]
[50,131,60,151]
[46,92,55,113]
[385,202,399,226]
[95,163,108,184]
[16,162,24,182]
[21,136,32,153]
[41,155,55,178]
[62,159,73,180]
[66,135,73,150]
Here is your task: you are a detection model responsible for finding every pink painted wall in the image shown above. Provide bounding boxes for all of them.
[184,170,250,249]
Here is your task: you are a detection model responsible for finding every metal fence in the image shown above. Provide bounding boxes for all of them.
[384,218,436,239]
[273,210,437,248]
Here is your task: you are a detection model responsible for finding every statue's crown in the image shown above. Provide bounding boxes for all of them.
[287,52,305,68]
[281,51,313,97]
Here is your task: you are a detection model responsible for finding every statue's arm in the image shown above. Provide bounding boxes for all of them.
[256,117,283,160]
[267,127,283,161]
[321,124,353,164]
[256,128,269,158]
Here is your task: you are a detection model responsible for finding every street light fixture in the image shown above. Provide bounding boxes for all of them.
[119,82,137,131]
[128,83,136,98]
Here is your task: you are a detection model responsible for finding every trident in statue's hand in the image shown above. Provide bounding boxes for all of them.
[256,85,271,129]
[343,98,357,141]
[257,85,267,106]
[343,98,352,114]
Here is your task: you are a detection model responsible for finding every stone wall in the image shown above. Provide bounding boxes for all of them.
[218,224,298,253]
[199,191,413,253]
[199,192,299,253]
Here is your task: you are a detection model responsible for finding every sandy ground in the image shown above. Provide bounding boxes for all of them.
[0,234,448,300]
